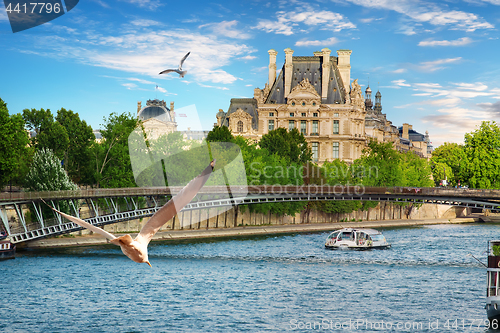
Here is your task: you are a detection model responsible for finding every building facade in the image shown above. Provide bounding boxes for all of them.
[217,48,366,164]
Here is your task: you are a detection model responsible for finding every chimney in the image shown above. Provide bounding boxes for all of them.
[321,48,331,100]
[268,49,278,86]
[284,48,294,98]
[408,124,413,130]
[402,123,409,140]
[336,50,352,93]
[137,101,142,115]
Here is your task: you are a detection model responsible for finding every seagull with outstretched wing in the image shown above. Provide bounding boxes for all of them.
[159,52,190,78]
[45,159,215,267]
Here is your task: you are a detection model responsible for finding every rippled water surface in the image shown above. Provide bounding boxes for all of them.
[1,223,498,332]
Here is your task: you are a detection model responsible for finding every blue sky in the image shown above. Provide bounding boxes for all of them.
[1,0,500,147]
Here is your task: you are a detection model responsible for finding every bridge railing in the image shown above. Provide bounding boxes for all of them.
[3,185,500,203]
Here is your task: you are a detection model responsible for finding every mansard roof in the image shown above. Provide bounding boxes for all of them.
[265,56,346,105]
[221,98,259,130]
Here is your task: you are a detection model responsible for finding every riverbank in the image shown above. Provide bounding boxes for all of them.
[19,216,482,249]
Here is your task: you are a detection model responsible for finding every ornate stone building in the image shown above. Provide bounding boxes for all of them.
[399,124,432,158]
[363,87,400,147]
[217,48,366,164]
[137,99,177,140]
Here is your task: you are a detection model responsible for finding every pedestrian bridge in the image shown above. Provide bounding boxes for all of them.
[1,185,499,244]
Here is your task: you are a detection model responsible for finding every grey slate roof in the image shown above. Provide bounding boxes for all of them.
[221,98,259,130]
[265,56,345,104]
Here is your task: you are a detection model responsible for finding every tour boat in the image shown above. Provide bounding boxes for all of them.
[325,228,391,250]
[486,240,500,325]
[0,235,15,260]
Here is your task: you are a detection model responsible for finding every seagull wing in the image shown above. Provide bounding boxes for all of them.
[43,200,116,241]
[178,52,190,70]
[159,69,177,75]
[135,159,215,246]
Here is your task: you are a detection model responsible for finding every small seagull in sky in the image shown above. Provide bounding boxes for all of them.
[159,52,190,78]
[45,159,215,267]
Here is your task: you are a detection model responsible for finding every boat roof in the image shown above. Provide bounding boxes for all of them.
[331,228,383,235]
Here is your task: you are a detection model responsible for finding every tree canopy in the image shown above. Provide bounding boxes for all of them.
[56,108,95,185]
[464,121,500,189]
[0,98,31,188]
[259,128,311,164]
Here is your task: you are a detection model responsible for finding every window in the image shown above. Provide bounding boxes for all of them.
[291,102,295,106]
[332,142,339,159]
[301,112,306,117]
[312,142,319,161]
[313,112,318,117]
[268,120,274,131]
[269,112,274,117]
[334,113,339,117]
[302,102,306,106]
[289,112,294,117]
[312,120,318,135]
[301,121,307,135]
[237,121,243,133]
[333,120,339,134]
[288,120,295,131]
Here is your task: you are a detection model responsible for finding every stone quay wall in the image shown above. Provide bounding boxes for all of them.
[93,203,467,236]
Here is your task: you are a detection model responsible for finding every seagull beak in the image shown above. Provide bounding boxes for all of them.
[146,261,152,268]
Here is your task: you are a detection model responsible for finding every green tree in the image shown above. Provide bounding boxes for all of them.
[430,142,466,186]
[352,140,402,187]
[0,98,31,188]
[206,125,234,142]
[431,161,454,187]
[25,148,79,192]
[94,112,139,188]
[259,128,311,164]
[56,108,95,185]
[464,121,500,189]
[22,108,69,159]
[25,148,79,219]
[400,151,433,187]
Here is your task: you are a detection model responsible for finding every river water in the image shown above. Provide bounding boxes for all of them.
[1,223,497,332]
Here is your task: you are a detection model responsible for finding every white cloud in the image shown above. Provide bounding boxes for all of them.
[391,68,407,74]
[127,77,155,85]
[295,36,340,47]
[343,0,494,31]
[90,0,110,8]
[417,57,462,72]
[392,79,411,87]
[418,37,473,47]
[118,0,162,10]
[255,9,355,35]
[197,82,229,90]
[130,19,163,27]
[0,8,8,21]
[26,29,254,85]
[239,55,257,61]
[199,20,252,39]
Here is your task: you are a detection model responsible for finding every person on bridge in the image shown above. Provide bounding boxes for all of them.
[44,160,216,267]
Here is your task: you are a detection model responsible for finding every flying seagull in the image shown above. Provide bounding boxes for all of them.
[159,52,190,78]
[45,159,215,267]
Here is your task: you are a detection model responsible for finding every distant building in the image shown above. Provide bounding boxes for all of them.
[216,48,366,164]
[363,87,400,147]
[137,99,177,140]
[398,124,433,158]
